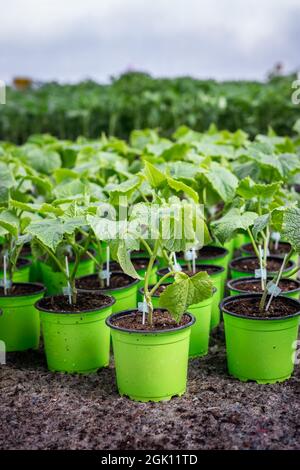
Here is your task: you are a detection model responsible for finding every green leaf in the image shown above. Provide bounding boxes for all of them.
[202,162,238,203]
[22,147,61,175]
[158,271,213,322]
[166,177,199,203]
[0,162,15,189]
[105,176,142,205]
[26,216,86,251]
[115,241,141,280]
[143,160,165,188]
[282,207,300,254]
[211,208,257,244]
[0,210,20,237]
[252,214,270,240]
[237,177,281,200]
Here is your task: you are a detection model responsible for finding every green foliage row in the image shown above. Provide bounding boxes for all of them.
[1,72,299,144]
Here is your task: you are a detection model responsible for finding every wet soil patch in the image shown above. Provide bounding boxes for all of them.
[109,257,151,271]
[111,310,190,331]
[231,257,293,273]
[0,257,30,269]
[38,293,112,313]
[0,283,44,297]
[76,273,134,290]
[223,297,299,319]
[231,279,300,293]
[158,265,221,277]
[243,242,292,257]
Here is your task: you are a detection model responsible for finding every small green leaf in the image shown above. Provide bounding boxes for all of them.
[211,208,257,244]
[282,207,300,254]
[158,271,213,322]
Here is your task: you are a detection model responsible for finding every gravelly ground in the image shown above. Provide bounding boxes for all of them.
[0,326,299,450]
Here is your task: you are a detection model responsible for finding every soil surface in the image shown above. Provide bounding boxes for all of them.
[158,265,221,277]
[111,310,191,331]
[37,293,113,312]
[109,257,152,271]
[231,257,293,273]
[0,257,30,269]
[242,242,292,256]
[223,296,299,318]
[76,273,135,290]
[230,278,300,293]
[197,246,227,258]
[0,325,299,450]
[0,283,44,297]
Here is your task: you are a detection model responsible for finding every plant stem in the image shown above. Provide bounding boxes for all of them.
[283,265,300,279]
[259,249,294,312]
[140,239,153,257]
[144,239,160,326]
[149,271,175,297]
[247,228,260,258]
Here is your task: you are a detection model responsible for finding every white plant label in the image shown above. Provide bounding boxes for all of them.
[138,296,149,325]
[172,252,182,272]
[271,232,281,250]
[63,256,72,304]
[267,281,282,297]
[255,268,267,280]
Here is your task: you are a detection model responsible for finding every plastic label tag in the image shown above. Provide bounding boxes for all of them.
[138,301,149,313]
[267,281,282,297]
[271,232,281,242]
[184,250,193,261]
[174,263,182,272]
[63,285,73,296]
[255,268,267,280]
[99,270,111,280]
[0,279,12,289]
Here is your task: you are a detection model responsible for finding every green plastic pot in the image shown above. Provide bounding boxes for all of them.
[40,257,95,295]
[212,239,235,260]
[234,232,251,250]
[230,256,296,280]
[132,257,158,288]
[106,310,195,402]
[227,277,300,300]
[220,294,300,383]
[20,248,42,283]
[77,272,139,314]
[0,283,45,352]
[157,263,224,330]
[0,258,32,283]
[36,294,115,373]
[196,246,229,297]
[138,284,213,357]
[240,241,298,264]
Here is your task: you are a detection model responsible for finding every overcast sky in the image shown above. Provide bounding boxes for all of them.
[1,0,300,83]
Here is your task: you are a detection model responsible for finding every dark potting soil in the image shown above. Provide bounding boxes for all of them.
[0,257,30,269]
[225,297,299,319]
[1,324,299,450]
[232,279,300,293]
[231,258,293,273]
[243,242,292,256]
[38,293,112,313]
[110,258,149,271]
[0,283,43,297]
[76,273,134,290]
[159,265,220,276]
[112,310,190,331]
[197,246,226,258]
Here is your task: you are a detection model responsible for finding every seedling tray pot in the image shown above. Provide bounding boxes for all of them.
[0,283,45,351]
[106,310,195,402]
[220,293,300,384]
[36,295,115,373]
